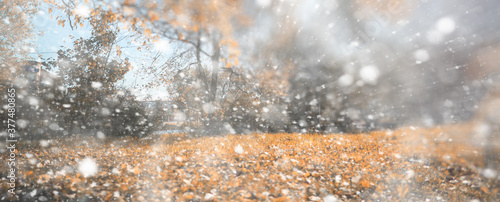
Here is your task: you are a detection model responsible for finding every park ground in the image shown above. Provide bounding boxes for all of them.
[1,124,500,201]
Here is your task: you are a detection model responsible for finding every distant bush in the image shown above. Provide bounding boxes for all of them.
[0,75,154,140]
[101,90,154,137]
[58,89,155,138]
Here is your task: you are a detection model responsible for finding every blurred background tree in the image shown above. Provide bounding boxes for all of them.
[0,0,38,84]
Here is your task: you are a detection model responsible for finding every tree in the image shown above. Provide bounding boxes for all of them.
[170,65,290,134]
[119,0,253,132]
[51,6,132,134]
[0,1,41,141]
[0,0,38,89]
[50,0,250,134]
[91,0,246,101]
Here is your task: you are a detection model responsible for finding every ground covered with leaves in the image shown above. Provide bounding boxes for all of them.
[1,125,499,201]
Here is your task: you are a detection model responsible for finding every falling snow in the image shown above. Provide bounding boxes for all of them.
[73,5,90,18]
[359,65,380,85]
[234,144,244,154]
[1,0,500,201]
[78,158,98,178]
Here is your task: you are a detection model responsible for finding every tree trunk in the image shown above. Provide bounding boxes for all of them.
[195,33,210,93]
[209,36,221,102]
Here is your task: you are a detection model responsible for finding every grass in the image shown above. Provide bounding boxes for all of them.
[1,124,499,201]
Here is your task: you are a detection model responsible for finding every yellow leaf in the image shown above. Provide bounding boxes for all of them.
[481,186,490,194]
[360,179,371,188]
[144,28,151,37]
[39,174,51,183]
[192,25,199,32]
[149,11,159,21]
[133,166,141,175]
[48,8,52,14]
[116,45,122,56]
[183,194,194,200]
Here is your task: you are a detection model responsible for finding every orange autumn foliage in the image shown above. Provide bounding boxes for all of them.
[1,124,499,201]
